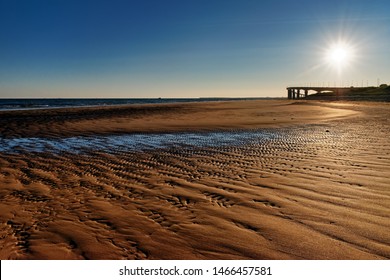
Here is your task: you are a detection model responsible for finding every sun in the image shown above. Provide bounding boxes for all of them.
[325,42,354,70]
[328,46,349,64]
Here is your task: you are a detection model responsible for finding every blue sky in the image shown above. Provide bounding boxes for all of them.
[0,0,389,98]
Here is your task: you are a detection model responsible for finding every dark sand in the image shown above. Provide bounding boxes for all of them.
[0,100,389,259]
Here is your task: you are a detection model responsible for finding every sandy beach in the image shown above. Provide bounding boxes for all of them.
[0,99,389,259]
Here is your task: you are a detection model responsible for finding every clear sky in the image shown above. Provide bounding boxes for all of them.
[0,0,389,98]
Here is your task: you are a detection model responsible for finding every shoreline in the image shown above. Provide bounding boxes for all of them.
[0,99,359,138]
[0,97,280,113]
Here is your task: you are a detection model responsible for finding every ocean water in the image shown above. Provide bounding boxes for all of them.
[0,98,267,111]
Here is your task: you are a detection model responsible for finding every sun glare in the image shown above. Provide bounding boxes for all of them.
[325,42,355,71]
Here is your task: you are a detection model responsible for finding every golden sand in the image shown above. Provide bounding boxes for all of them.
[0,100,389,259]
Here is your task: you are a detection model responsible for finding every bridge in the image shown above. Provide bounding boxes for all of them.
[286,86,358,99]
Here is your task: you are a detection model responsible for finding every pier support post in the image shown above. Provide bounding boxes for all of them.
[305,89,308,98]
[297,89,300,99]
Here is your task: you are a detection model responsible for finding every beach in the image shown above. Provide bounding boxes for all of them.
[0,99,389,259]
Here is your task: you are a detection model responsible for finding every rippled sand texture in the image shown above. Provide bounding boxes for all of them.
[0,101,389,259]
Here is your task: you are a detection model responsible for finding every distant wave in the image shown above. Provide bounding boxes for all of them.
[0,98,271,111]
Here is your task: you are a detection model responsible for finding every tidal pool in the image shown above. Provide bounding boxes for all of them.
[0,130,281,154]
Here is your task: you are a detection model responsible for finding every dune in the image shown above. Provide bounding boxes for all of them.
[0,100,389,259]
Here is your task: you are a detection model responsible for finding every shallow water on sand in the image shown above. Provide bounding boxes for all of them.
[0,130,285,153]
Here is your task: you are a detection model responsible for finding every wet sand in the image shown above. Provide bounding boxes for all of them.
[0,100,389,259]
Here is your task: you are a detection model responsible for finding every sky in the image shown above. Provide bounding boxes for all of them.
[0,0,389,98]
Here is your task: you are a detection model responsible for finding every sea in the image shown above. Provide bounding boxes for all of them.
[0,97,273,111]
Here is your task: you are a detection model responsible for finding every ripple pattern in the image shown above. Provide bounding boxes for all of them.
[0,122,389,260]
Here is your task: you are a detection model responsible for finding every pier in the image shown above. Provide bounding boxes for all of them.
[286,87,357,99]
